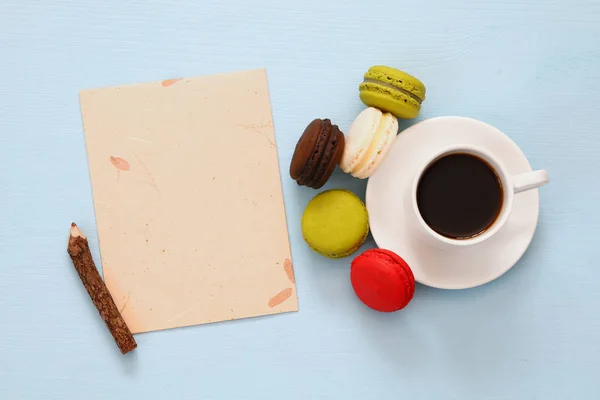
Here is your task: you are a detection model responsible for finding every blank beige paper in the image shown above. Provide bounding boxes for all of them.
[79,69,297,334]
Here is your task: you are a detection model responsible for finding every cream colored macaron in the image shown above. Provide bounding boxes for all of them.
[340,107,398,179]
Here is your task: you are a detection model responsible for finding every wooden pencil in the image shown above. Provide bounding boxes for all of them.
[67,223,137,354]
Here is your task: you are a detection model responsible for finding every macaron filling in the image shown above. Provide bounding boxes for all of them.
[359,82,422,113]
[362,66,426,100]
[362,78,423,104]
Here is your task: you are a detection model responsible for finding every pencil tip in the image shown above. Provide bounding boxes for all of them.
[70,223,86,239]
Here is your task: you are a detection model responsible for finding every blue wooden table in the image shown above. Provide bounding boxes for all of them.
[1,1,599,398]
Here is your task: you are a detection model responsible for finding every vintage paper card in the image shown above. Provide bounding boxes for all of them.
[79,69,297,333]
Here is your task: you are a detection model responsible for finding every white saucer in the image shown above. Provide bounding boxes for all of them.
[366,116,540,289]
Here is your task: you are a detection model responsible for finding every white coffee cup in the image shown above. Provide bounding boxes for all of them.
[410,144,549,250]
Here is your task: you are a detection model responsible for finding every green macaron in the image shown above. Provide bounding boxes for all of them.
[301,190,369,259]
[359,66,426,119]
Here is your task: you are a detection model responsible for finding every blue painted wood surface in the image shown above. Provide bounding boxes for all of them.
[1,0,599,398]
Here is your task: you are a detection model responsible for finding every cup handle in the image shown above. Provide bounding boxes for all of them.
[513,170,549,194]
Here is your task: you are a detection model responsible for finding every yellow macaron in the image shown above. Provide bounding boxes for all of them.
[301,190,369,259]
[359,65,426,119]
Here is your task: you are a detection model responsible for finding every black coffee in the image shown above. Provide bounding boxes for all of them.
[416,153,503,239]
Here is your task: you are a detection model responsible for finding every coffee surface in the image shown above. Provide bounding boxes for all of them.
[416,153,503,239]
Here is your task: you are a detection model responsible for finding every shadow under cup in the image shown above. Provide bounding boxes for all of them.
[412,146,514,247]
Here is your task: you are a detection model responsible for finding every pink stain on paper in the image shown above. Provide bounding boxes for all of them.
[267,258,295,308]
[284,259,295,283]
[161,78,182,87]
[268,288,293,308]
[110,156,131,171]
[110,156,131,182]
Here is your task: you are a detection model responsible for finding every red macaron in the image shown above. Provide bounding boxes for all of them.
[350,249,415,312]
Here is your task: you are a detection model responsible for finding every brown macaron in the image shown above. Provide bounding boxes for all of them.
[290,119,345,189]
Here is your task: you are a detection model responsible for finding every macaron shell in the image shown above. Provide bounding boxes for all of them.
[297,119,332,186]
[359,86,420,119]
[310,229,368,259]
[350,249,415,312]
[340,107,382,173]
[290,119,321,180]
[352,113,398,179]
[302,190,369,258]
